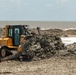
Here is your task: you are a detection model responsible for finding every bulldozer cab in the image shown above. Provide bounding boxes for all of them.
[8,25,21,46]
[4,25,29,46]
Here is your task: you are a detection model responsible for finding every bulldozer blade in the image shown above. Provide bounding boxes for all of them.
[0,52,22,62]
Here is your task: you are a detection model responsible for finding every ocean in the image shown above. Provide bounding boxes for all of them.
[0,21,76,29]
[61,37,76,45]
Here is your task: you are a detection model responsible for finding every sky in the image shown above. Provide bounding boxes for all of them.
[0,0,76,21]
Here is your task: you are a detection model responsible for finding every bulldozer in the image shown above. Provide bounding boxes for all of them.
[0,25,35,60]
[0,25,65,62]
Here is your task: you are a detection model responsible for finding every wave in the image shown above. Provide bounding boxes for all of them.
[41,28,76,31]
[63,28,76,31]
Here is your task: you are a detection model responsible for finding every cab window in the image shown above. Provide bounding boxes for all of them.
[9,28,13,37]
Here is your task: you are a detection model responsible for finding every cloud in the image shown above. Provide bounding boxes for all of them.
[10,0,24,6]
[45,0,70,8]
[0,0,28,11]
[59,0,69,2]
[45,3,53,8]
[57,0,70,4]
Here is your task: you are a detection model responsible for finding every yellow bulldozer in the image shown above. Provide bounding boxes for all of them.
[0,25,37,61]
[0,25,65,62]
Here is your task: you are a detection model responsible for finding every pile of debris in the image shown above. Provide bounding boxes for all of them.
[58,43,76,57]
[23,35,65,60]
[66,43,76,56]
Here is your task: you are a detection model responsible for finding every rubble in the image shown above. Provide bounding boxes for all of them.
[58,43,76,57]
[23,35,65,61]
[66,43,76,55]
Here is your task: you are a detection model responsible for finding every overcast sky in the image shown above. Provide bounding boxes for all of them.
[0,0,76,21]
